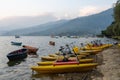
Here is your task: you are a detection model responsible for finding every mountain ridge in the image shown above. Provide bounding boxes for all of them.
[3,8,114,36]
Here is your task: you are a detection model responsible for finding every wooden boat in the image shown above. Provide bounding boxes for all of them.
[22,45,38,55]
[49,41,55,46]
[7,48,28,61]
[11,41,22,46]
[31,63,98,74]
[37,58,94,66]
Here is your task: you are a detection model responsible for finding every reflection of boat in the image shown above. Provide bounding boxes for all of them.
[22,45,38,55]
[11,41,22,46]
[7,48,28,61]
[7,60,24,66]
[31,63,98,74]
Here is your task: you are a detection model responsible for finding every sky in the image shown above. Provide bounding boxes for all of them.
[0,0,117,20]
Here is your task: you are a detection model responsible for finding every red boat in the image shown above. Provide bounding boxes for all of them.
[22,45,38,55]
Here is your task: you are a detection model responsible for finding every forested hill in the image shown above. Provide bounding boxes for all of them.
[102,1,120,38]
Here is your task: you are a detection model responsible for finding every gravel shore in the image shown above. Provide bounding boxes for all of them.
[91,45,120,80]
[32,45,120,80]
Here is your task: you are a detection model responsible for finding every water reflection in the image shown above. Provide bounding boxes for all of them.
[7,60,25,66]
[31,73,85,80]
[31,73,69,80]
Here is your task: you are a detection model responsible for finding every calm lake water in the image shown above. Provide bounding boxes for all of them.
[0,36,115,80]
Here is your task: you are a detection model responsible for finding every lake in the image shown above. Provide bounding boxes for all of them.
[0,36,115,80]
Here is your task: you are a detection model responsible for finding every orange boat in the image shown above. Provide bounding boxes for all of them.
[22,45,38,55]
[49,41,55,46]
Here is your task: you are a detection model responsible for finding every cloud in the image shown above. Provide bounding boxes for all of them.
[64,13,69,18]
[55,13,73,20]
[56,6,110,20]
[79,6,109,16]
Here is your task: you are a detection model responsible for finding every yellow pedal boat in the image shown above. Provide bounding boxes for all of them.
[49,53,90,57]
[80,49,102,54]
[73,46,102,55]
[37,58,94,66]
[41,55,86,61]
[31,63,98,74]
[80,44,112,50]
[118,44,120,47]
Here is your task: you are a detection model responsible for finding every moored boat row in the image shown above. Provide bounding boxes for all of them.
[31,41,114,74]
[7,39,114,74]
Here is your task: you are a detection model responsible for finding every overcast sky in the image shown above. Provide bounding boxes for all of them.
[0,0,117,20]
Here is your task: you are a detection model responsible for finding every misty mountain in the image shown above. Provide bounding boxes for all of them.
[0,14,57,31]
[3,20,68,35]
[3,8,114,36]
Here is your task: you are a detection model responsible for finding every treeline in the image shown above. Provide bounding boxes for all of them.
[102,0,120,39]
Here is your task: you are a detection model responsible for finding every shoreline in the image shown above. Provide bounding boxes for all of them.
[91,45,120,80]
[32,45,120,80]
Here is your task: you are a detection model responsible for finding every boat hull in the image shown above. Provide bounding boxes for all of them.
[41,55,86,61]
[31,63,98,74]
[80,44,112,50]
[23,45,38,54]
[11,41,22,46]
[73,46,102,55]
[49,53,90,57]
[7,49,28,61]
[41,56,56,61]
[80,49,102,54]
[37,59,94,66]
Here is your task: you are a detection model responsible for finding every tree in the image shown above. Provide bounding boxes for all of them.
[102,0,120,37]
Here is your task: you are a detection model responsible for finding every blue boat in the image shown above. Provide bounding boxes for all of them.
[15,35,20,38]
[11,41,22,46]
[7,49,28,61]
